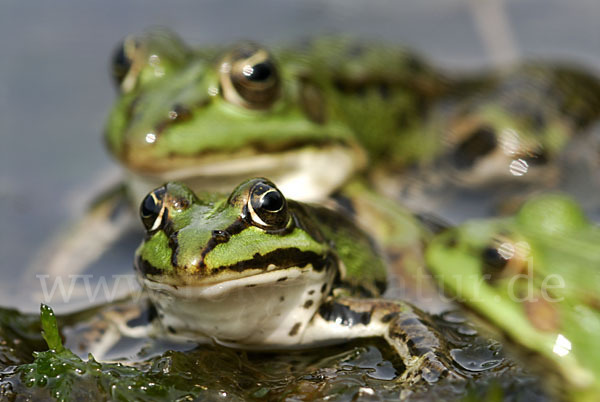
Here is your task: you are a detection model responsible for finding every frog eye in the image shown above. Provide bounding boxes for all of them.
[219,43,281,109]
[110,37,139,90]
[481,246,510,277]
[247,180,290,229]
[110,30,189,93]
[452,126,497,170]
[140,186,167,232]
[481,238,530,282]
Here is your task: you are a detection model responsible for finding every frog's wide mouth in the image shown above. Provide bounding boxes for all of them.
[140,263,330,299]
[126,143,364,203]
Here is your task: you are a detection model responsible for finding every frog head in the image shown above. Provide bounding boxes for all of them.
[427,194,600,394]
[438,104,569,187]
[105,30,365,204]
[436,66,581,187]
[134,178,337,346]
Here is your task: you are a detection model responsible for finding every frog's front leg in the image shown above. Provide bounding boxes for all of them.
[301,297,460,384]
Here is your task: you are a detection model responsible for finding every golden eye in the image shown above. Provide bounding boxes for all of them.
[111,36,139,90]
[481,236,529,282]
[140,186,167,232]
[247,179,289,229]
[110,30,189,93]
[219,43,281,109]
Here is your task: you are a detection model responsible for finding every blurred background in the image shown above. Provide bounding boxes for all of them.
[1,0,599,311]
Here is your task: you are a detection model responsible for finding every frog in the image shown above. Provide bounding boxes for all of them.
[426,194,600,400]
[28,29,455,309]
[376,64,600,222]
[104,30,454,208]
[132,177,460,384]
[28,29,600,309]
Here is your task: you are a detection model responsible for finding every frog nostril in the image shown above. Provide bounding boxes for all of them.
[452,126,497,170]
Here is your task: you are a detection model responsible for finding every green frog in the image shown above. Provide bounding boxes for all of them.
[102,29,600,214]
[29,29,600,309]
[378,64,600,221]
[133,177,460,383]
[426,194,600,400]
[105,30,447,206]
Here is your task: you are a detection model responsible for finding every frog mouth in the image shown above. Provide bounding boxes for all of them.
[144,264,327,299]
[136,247,334,287]
[140,262,332,299]
[126,144,365,203]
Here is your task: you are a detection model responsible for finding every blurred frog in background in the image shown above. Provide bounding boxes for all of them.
[427,194,600,400]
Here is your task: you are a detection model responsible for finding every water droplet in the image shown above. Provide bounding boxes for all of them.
[451,346,503,372]
[509,158,529,176]
[242,64,254,77]
[149,54,160,66]
[145,133,156,144]
[441,310,467,323]
[498,242,515,260]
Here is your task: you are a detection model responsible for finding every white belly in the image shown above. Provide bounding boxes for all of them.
[142,264,335,348]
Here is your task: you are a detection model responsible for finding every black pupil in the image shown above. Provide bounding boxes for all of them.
[141,194,161,218]
[245,62,272,82]
[112,42,132,83]
[482,246,509,271]
[260,190,283,212]
[452,126,497,170]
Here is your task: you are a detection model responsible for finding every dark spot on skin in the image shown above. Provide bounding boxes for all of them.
[154,103,196,136]
[303,300,314,309]
[299,80,327,124]
[279,296,285,302]
[378,83,390,99]
[126,304,156,327]
[452,126,497,170]
[172,103,193,121]
[167,326,177,334]
[205,248,332,274]
[148,304,158,322]
[308,290,315,295]
[381,312,398,323]
[212,230,230,244]
[277,277,287,282]
[289,322,301,336]
[134,256,164,276]
[246,284,257,288]
[319,301,372,326]
[196,218,249,271]
[445,237,458,248]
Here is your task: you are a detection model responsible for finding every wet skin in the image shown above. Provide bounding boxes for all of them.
[427,194,600,400]
[134,178,459,384]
